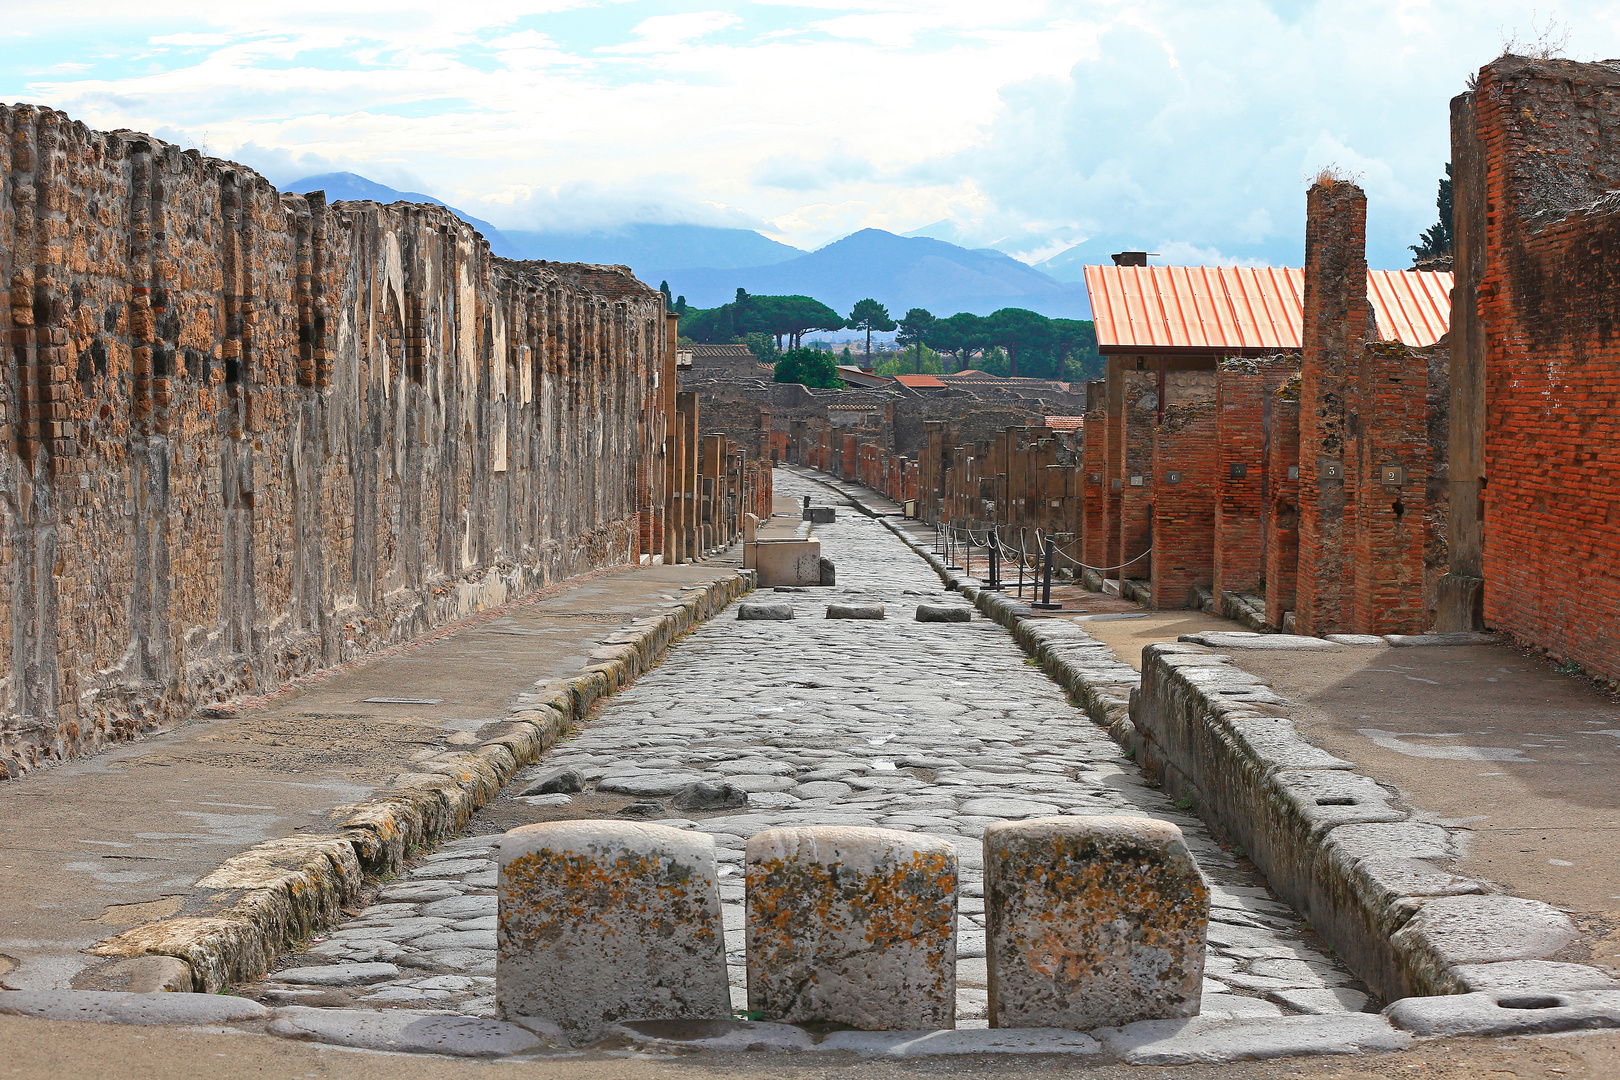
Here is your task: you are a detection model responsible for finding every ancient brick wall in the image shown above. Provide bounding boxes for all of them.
[1264,381,1302,628]
[0,106,666,775]
[1350,342,1434,634]
[1213,359,1297,600]
[1117,373,1157,582]
[1452,57,1620,676]
[1081,382,1107,569]
[1151,403,1218,609]
[1294,181,1370,636]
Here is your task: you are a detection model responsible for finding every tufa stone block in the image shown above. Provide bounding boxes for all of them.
[983,815,1207,1029]
[826,603,884,620]
[746,826,957,1030]
[497,820,730,1045]
[737,602,794,621]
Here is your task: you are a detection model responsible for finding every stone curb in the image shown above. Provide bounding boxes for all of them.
[816,476,1601,1009]
[87,569,755,994]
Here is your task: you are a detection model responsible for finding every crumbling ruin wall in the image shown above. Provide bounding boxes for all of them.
[0,106,665,775]
[1446,56,1620,677]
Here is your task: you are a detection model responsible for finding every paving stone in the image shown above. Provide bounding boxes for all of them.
[1389,894,1577,966]
[1384,989,1620,1036]
[983,816,1207,1030]
[826,603,885,619]
[1178,632,1343,651]
[498,820,730,1045]
[267,1007,543,1057]
[915,604,972,623]
[274,963,401,987]
[959,797,1062,818]
[517,794,573,808]
[1323,634,1385,646]
[414,930,497,951]
[409,858,489,878]
[1450,960,1620,994]
[0,991,267,1026]
[1272,988,1370,1014]
[597,772,708,796]
[519,766,584,796]
[1094,1013,1410,1065]
[421,896,499,920]
[615,1017,818,1052]
[817,1028,1101,1056]
[746,826,957,1030]
[737,602,794,621]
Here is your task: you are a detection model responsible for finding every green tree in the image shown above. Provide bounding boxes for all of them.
[742,332,779,362]
[774,347,844,389]
[659,280,673,312]
[896,308,937,374]
[1410,164,1453,263]
[934,312,984,373]
[675,295,687,316]
[753,295,845,349]
[984,308,1051,379]
[1050,318,1101,382]
[846,298,895,368]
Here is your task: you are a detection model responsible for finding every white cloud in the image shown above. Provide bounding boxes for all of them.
[5,1,1618,265]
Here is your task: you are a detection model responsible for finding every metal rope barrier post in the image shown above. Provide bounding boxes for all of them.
[964,527,972,579]
[1032,536,1063,610]
[945,523,962,571]
[983,528,1002,591]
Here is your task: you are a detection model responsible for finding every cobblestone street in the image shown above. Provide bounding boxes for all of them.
[246,469,1367,1033]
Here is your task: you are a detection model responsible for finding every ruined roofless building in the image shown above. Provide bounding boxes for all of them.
[0,105,674,777]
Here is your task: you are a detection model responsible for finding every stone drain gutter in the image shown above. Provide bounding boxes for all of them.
[88,571,755,994]
[820,479,1604,1007]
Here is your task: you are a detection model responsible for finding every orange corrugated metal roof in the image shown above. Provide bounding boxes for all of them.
[1084,266,1452,353]
[894,373,947,388]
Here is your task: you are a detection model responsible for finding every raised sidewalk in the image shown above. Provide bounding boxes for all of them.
[0,560,751,994]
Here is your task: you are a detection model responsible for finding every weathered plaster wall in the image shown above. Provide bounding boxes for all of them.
[0,105,665,775]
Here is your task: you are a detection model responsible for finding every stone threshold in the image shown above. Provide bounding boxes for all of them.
[83,571,756,994]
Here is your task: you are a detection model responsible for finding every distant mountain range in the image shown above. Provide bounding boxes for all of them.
[284,173,1094,319]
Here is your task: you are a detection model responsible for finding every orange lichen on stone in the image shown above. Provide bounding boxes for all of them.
[984,815,1207,1030]
[745,825,957,1030]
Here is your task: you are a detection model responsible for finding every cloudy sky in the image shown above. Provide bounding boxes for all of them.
[3,1,1613,269]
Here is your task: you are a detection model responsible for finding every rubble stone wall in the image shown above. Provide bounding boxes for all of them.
[0,105,665,775]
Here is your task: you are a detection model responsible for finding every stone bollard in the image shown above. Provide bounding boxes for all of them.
[826,603,884,619]
[983,816,1207,1030]
[498,821,730,1045]
[915,604,971,623]
[746,826,957,1030]
[743,513,759,543]
[737,601,794,621]
[819,556,836,586]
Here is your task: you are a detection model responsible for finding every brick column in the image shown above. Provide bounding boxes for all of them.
[1295,181,1369,637]
[1151,404,1218,609]
[1117,372,1157,587]
[1351,343,1430,634]
[1081,381,1107,573]
[1214,360,1296,601]
[1263,382,1302,628]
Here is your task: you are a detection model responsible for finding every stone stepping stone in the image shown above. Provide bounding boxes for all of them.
[745,825,956,1030]
[984,816,1208,1029]
[498,820,730,1046]
[267,1006,541,1057]
[738,602,794,621]
[915,604,971,623]
[827,603,884,619]
[273,963,400,987]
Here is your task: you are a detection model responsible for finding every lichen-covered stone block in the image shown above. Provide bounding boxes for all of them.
[746,826,957,1029]
[497,821,730,1045]
[984,815,1207,1029]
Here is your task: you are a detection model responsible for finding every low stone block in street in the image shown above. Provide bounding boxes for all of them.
[826,603,885,619]
[983,815,1208,1029]
[745,825,957,1030]
[737,601,795,620]
[916,603,972,622]
[496,820,731,1044]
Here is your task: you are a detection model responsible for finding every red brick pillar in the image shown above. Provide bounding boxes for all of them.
[1118,373,1157,585]
[1151,404,1218,609]
[1351,343,1430,634]
[1264,383,1302,627]
[1295,181,1369,636]
[1081,381,1107,575]
[1214,361,1296,601]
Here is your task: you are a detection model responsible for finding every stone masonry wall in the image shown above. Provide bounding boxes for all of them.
[0,105,665,775]
[1214,358,1298,602]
